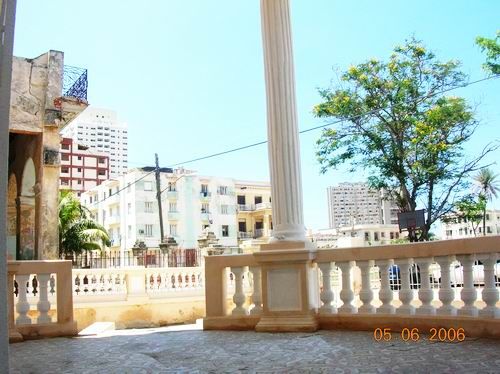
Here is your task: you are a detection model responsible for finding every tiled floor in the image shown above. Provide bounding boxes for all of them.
[9,326,500,373]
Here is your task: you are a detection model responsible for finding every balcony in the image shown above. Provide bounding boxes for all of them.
[237,231,254,239]
[200,191,211,200]
[166,190,177,199]
[106,215,121,226]
[168,211,180,221]
[255,202,272,210]
[237,204,255,212]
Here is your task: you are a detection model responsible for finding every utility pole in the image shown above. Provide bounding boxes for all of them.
[155,153,165,242]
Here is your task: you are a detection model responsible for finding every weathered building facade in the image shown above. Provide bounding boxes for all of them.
[7,50,88,260]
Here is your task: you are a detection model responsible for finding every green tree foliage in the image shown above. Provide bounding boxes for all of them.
[314,38,498,241]
[473,168,500,235]
[59,191,110,257]
[443,195,485,236]
[476,31,500,75]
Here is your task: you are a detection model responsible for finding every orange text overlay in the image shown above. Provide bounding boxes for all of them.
[373,327,466,342]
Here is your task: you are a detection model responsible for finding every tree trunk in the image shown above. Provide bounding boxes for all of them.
[482,206,486,236]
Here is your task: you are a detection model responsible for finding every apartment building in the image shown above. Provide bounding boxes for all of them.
[60,137,109,196]
[327,182,399,229]
[61,107,128,178]
[80,168,272,252]
[441,209,500,239]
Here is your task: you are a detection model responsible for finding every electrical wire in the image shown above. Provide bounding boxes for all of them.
[86,74,499,206]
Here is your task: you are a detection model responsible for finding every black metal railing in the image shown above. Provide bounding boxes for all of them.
[63,65,88,101]
[68,249,201,269]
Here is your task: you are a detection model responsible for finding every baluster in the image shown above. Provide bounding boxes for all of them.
[395,258,415,315]
[249,266,262,315]
[74,273,81,296]
[15,274,31,324]
[457,255,478,317]
[37,273,51,323]
[318,262,336,314]
[478,253,499,318]
[358,260,375,314]
[338,261,357,314]
[231,266,248,315]
[435,255,457,316]
[415,257,435,315]
[376,260,395,314]
[107,273,114,293]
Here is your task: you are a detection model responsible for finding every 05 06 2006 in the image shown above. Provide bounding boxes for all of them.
[373,327,466,342]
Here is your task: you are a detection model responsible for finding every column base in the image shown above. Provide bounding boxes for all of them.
[9,328,23,343]
[256,314,318,333]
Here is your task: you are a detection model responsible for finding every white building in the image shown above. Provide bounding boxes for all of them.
[327,182,399,229]
[441,209,500,239]
[61,107,128,178]
[80,168,272,253]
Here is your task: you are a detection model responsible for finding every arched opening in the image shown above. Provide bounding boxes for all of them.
[19,158,36,260]
[7,173,17,260]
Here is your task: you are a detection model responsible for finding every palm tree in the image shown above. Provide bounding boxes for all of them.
[473,168,500,236]
[59,191,110,257]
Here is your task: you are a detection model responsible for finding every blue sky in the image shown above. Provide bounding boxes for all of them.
[14,0,500,230]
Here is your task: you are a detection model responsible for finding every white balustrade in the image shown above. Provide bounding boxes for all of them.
[231,266,248,315]
[318,262,337,314]
[415,257,436,315]
[376,260,395,314]
[435,255,457,316]
[395,259,415,315]
[358,260,375,314]
[457,255,478,317]
[338,261,357,314]
[36,273,51,324]
[478,253,499,318]
[249,266,263,315]
[15,274,31,325]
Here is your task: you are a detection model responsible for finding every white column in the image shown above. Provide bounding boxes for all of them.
[395,259,415,315]
[376,260,395,314]
[415,257,436,315]
[478,253,499,318]
[457,255,478,317]
[231,267,248,316]
[36,273,51,323]
[261,0,305,241]
[435,255,457,316]
[318,262,336,314]
[338,261,357,314]
[358,260,375,314]
[249,266,263,315]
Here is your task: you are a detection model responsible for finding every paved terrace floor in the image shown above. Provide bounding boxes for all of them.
[9,324,500,373]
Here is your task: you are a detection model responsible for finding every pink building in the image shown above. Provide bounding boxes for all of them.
[60,137,109,196]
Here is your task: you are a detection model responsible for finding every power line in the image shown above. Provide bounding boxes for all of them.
[166,75,499,167]
[85,74,499,206]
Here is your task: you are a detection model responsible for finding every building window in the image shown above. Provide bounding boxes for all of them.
[98,158,106,164]
[77,156,82,160]
[61,154,69,161]
[221,205,228,214]
[61,167,69,174]
[169,202,177,212]
[77,180,82,185]
[222,225,229,237]
[169,224,177,236]
[144,181,153,191]
[127,203,132,215]
[201,203,210,213]
[98,170,106,176]
[77,168,82,172]
[61,179,69,186]
[145,202,153,213]
[61,143,69,150]
[145,224,153,237]
[168,182,176,192]
[218,186,228,195]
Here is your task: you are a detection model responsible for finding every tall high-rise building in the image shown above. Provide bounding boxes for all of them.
[326,182,399,229]
[61,107,128,178]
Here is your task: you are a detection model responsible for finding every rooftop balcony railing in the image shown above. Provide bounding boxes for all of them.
[204,236,500,338]
[255,202,272,210]
[238,231,254,239]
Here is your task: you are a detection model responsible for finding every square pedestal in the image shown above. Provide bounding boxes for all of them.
[254,241,319,332]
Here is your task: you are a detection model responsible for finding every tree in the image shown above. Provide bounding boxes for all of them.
[442,195,485,236]
[314,38,498,241]
[473,168,500,235]
[59,191,110,257]
[476,31,500,75]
